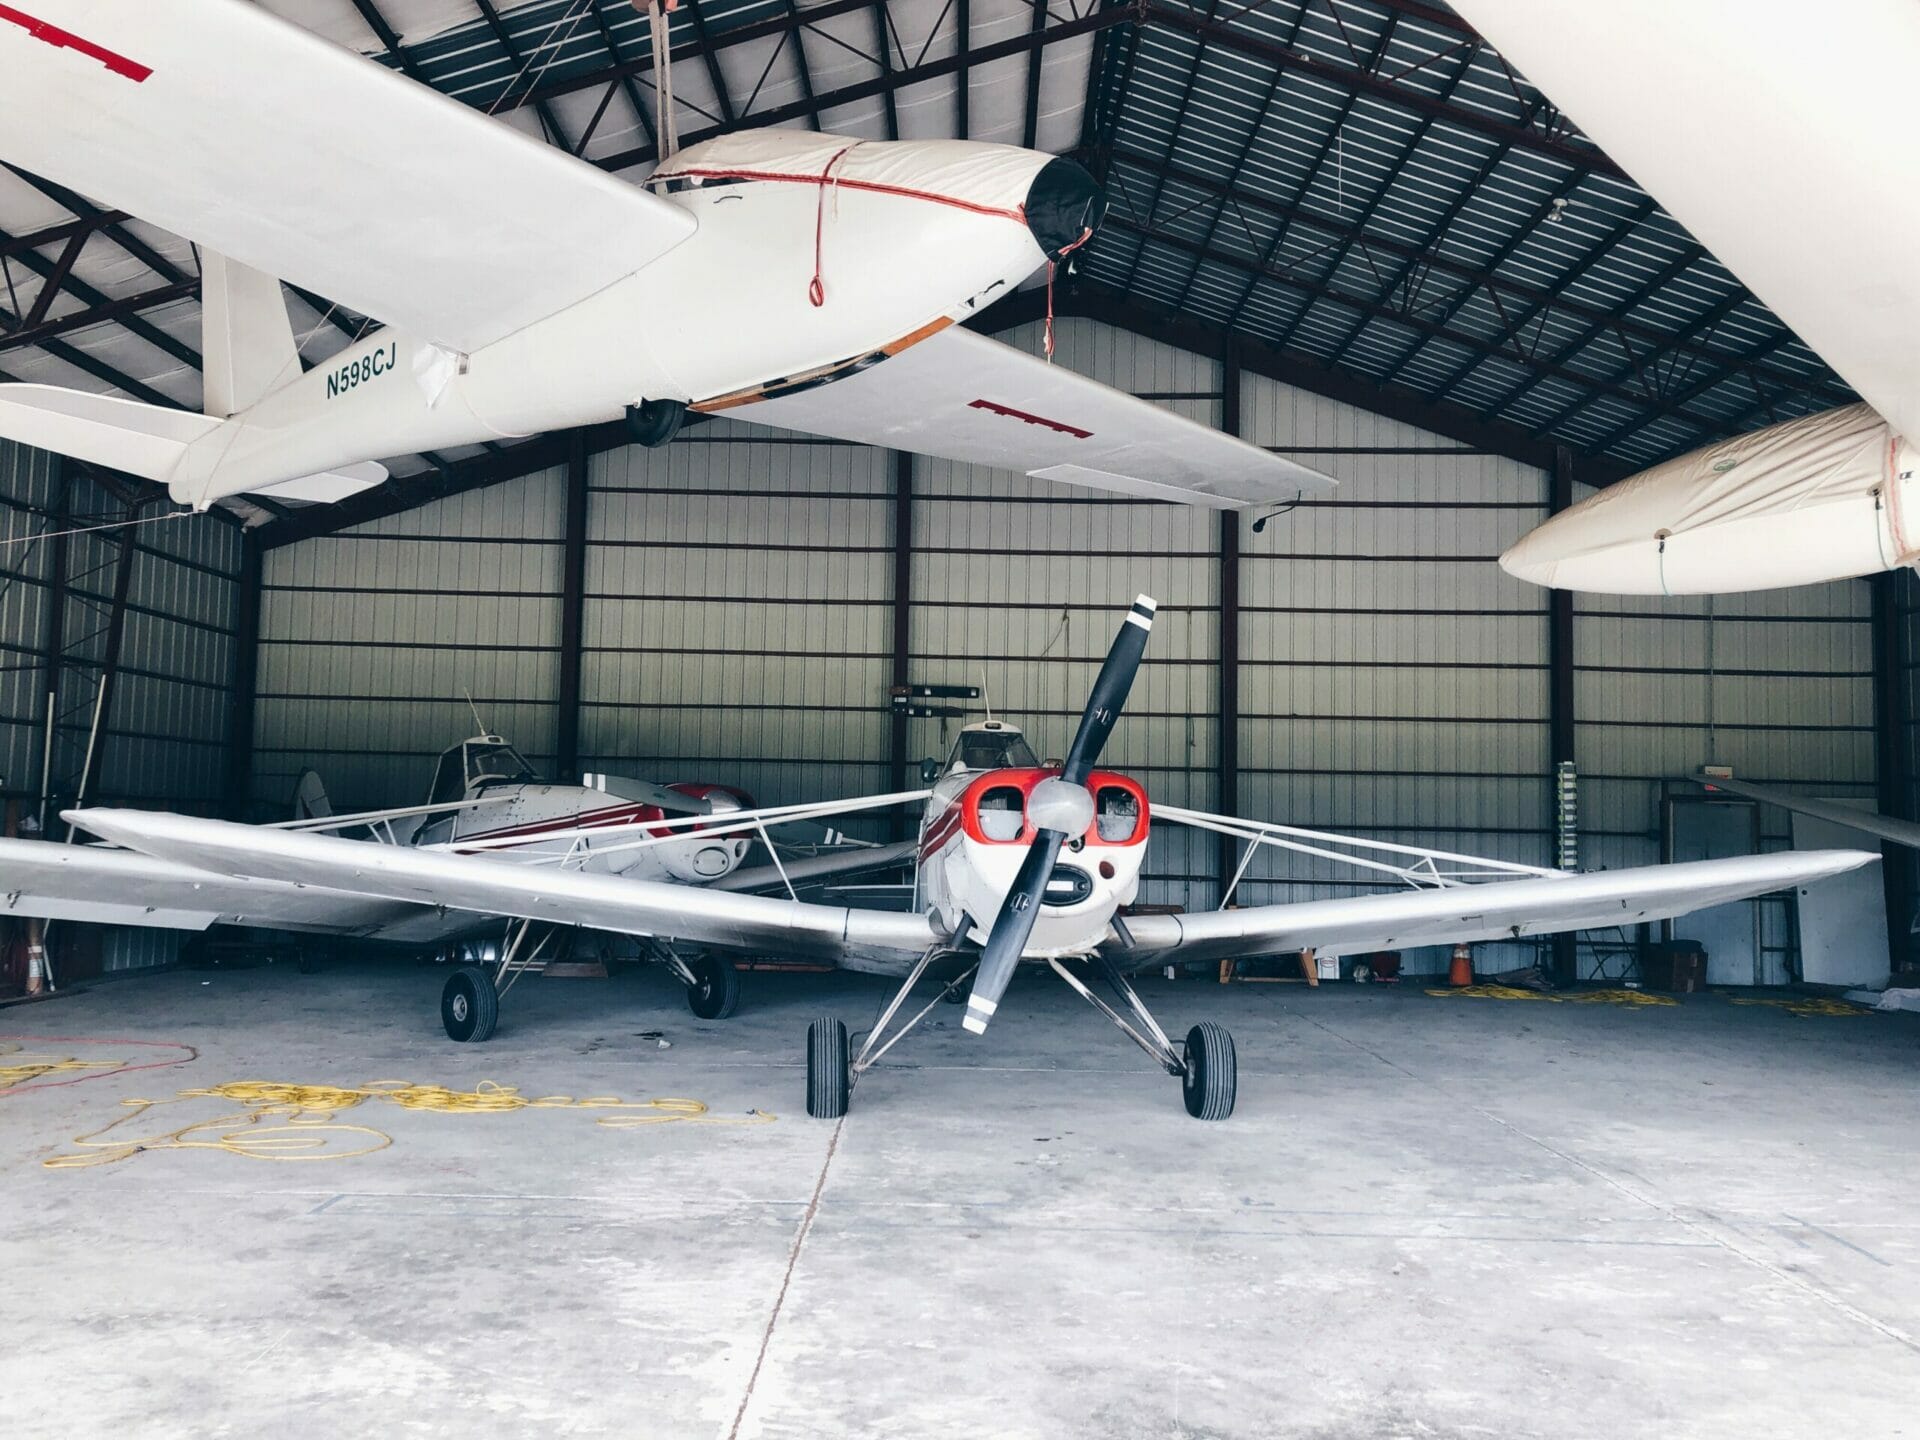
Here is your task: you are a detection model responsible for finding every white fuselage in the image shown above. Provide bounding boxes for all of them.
[172,133,1066,504]
[414,782,752,887]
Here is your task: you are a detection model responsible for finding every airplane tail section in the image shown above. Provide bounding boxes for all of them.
[292,769,333,821]
[0,384,224,482]
[0,382,387,504]
[201,251,302,418]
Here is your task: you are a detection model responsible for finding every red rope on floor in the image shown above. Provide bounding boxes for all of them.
[0,1035,198,1097]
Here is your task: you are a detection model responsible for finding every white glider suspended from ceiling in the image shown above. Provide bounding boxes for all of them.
[0,1,1333,512]
[1449,0,1920,596]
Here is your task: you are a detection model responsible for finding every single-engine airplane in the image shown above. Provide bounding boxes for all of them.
[1449,0,1920,595]
[0,1,1333,513]
[14,727,920,1028]
[3,600,1876,1121]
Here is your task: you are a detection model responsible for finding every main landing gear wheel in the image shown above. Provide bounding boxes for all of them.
[1181,1021,1236,1121]
[441,964,499,1043]
[685,956,741,1020]
[806,1017,850,1119]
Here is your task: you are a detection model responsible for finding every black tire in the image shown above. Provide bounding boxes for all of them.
[1181,1021,1236,1121]
[940,980,968,1005]
[441,965,499,1043]
[806,1017,850,1119]
[685,956,742,1020]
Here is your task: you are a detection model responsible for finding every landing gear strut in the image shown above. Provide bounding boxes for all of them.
[438,919,570,1041]
[804,949,978,1118]
[1048,955,1236,1120]
[802,951,1235,1120]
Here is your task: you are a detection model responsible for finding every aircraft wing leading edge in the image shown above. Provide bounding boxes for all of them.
[1117,851,1877,969]
[1448,0,1920,443]
[733,328,1337,511]
[66,809,943,974]
[0,0,695,353]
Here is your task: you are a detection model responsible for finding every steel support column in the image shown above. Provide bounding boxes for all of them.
[1870,571,1914,975]
[555,430,590,781]
[224,533,262,819]
[1216,342,1242,895]
[1549,444,1578,984]
[888,449,913,838]
[36,462,70,830]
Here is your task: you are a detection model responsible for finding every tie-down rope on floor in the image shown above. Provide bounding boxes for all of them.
[37,1076,775,1170]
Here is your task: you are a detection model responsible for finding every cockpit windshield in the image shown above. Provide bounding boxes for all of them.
[948,726,1040,774]
[466,740,537,789]
[428,736,539,805]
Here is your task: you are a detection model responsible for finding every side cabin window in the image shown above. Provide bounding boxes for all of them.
[1095,786,1140,842]
[428,752,466,806]
[976,786,1026,841]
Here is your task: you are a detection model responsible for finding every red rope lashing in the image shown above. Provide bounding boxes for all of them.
[810,143,858,308]
[1043,227,1094,363]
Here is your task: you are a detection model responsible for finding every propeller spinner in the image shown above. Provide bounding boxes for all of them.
[962,595,1155,1035]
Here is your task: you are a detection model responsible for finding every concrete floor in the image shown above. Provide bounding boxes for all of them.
[2,960,1918,1439]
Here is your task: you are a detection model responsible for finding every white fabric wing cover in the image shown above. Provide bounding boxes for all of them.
[736,327,1337,510]
[0,0,694,353]
[1502,403,1919,594]
[1449,0,1920,445]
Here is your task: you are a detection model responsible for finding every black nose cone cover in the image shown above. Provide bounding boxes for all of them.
[1025,156,1108,260]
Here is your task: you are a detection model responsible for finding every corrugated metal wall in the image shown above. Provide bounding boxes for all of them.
[0,441,243,810]
[0,440,245,972]
[255,469,566,812]
[583,432,894,809]
[244,319,1883,977]
[1575,558,1873,981]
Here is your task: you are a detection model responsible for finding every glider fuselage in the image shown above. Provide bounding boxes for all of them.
[172,134,1073,506]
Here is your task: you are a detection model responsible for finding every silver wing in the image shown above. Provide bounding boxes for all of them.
[1118,852,1876,969]
[62,809,938,975]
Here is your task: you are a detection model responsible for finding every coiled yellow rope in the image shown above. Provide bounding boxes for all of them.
[44,1076,774,1171]
[1730,996,1869,1018]
[1426,984,1677,1007]
[0,1051,123,1088]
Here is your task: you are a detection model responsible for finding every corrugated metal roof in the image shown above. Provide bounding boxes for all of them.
[1078,0,1854,471]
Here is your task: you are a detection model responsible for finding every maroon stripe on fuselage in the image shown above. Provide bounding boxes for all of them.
[457,800,662,845]
[917,809,964,862]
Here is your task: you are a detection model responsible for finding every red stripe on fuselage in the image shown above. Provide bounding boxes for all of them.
[917,808,964,863]
[0,6,151,80]
[457,800,662,846]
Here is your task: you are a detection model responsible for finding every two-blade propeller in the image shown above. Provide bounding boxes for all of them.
[962,595,1155,1035]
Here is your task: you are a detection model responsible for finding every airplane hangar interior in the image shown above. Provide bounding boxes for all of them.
[1,2,1916,1436]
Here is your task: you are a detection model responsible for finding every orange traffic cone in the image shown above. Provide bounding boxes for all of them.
[1447,943,1473,988]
